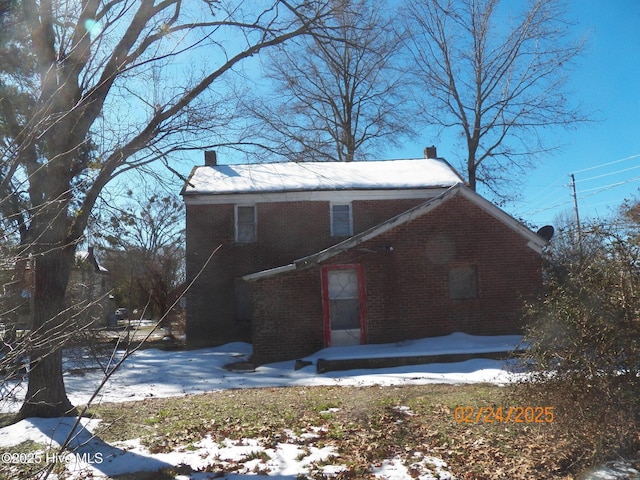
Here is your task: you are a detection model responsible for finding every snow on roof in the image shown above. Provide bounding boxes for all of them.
[182,158,464,195]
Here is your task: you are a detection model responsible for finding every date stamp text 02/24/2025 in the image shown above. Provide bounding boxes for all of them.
[454,406,554,424]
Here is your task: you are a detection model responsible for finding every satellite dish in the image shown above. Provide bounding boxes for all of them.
[536,225,554,242]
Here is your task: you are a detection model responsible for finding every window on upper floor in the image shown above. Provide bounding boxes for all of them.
[331,203,352,236]
[235,205,257,243]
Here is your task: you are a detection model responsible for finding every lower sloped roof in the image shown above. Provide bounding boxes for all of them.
[242,184,547,282]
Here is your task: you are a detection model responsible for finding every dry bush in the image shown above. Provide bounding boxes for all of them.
[518,221,640,467]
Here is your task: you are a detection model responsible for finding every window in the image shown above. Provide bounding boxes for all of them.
[235,205,256,243]
[331,204,352,236]
[327,268,360,331]
[449,265,478,299]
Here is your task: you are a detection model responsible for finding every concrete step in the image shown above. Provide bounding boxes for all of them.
[315,350,522,373]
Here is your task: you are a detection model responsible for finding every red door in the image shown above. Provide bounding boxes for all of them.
[321,265,367,347]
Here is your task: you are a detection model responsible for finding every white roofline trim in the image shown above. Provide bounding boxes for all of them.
[183,188,452,205]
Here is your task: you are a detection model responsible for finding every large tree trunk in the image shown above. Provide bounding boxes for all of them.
[19,248,76,418]
[19,166,77,418]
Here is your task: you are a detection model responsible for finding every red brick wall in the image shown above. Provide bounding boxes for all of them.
[249,195,543,364]
[185,203,237,344]
[352,199,424,233]
[184,197,426,346]
[250,270,325,362]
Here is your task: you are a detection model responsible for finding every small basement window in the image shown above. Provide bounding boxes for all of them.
[449,265,478,299]
[331,204,352,236]
[235,205,257,243]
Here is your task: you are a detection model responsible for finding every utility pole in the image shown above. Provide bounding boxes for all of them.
[570,173,583,255]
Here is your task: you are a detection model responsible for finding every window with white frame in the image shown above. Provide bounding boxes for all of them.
[235,205,256,243]
[331,203,352,236]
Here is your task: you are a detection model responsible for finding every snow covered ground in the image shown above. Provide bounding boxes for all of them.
[0,333,635,479]
[0,414,461,480]
[1,332,523,412]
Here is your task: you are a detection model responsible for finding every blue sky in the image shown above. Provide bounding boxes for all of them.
[389,0,640,229]
[169,1,639,230]
[507,0,640,228]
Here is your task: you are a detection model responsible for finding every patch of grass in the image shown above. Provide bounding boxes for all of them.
[0,441,74,480]
[245,449,270,462]
[84,383,594,478]
[0,413,19,428]
[2,383,609,479]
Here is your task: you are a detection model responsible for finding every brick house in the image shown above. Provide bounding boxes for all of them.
[181,150,546,362]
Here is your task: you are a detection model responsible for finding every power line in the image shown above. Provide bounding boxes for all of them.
[577,174,640,196]
[572,153,640,174]
[510,154,640,222]
[515,198,574,217]
[575,164,640,184]
[524,175,568,205]
[513,175,571,219]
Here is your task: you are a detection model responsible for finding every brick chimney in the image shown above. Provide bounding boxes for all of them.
[204,150,217,166]
[424,146,437,159]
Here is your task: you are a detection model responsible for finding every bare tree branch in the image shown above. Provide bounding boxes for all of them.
[0,0,333,418]
[404,0,587,197]
[241,0,415,162]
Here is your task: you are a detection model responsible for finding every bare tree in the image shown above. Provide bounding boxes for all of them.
[0,0,333,418]
[403,0,586,196]
[244,0,414,162]
[97,188,185,321]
